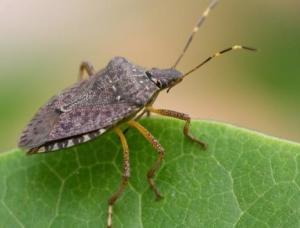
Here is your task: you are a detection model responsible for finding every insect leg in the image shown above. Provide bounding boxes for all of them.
[78,61,96,81]
[147,107,207,149]
[123,110,146,135]
[123,108,151,135]
[127,120,164,200]
[108,127,130,228]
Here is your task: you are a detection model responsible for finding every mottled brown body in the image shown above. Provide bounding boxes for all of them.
[18,0,256,227]
[19,57,172,153]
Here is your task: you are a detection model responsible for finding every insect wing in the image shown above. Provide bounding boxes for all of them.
[19,71,142,152]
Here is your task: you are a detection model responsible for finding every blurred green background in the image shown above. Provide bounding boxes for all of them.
[0,0,299,152]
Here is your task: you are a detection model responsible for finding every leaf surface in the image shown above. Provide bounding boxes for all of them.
[1,119,300,228]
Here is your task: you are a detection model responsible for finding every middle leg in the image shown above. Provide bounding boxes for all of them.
[127,120,165,200]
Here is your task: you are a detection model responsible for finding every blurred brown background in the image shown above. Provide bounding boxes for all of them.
[0,0,300,152]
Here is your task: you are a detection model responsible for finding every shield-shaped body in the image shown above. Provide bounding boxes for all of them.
[18,57,160,153]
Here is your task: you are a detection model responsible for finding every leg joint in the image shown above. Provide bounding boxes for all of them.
[123,168,130,178]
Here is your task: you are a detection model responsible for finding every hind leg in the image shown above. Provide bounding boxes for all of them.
[107,127,130,228]
[78,61,96,81]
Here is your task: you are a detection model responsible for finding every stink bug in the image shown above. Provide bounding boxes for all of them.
[18,0,256,227]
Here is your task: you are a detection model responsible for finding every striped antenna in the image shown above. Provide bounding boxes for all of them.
[172,0,220,68]
[181,45,257,78]
[166,45,257,93]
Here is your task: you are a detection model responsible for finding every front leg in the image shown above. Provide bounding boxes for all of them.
[78,61,96,81]
[147,107,207,149]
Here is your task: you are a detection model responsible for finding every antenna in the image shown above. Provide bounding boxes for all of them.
[172,0,220,68]
[182,45,257,78]
[166,45,257,93]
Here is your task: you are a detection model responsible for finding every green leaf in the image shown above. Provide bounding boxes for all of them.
[1,118,300,228]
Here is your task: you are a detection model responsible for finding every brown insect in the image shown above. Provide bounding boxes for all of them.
[18,0,255,227]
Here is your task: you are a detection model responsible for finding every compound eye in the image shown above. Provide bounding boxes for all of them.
[156,80,163,88]
[145,70,163,88]
[145,71,152,79]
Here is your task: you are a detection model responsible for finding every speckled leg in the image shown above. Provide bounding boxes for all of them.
[147,107,207,149]
[127,120,164,200]
[123,108,150,135]
[108,128,130,228]
[78,61,96,81]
